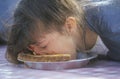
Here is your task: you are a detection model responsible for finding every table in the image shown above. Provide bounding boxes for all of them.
[0,46,120,79]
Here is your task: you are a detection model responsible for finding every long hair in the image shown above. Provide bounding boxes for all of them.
[6,0,87,64]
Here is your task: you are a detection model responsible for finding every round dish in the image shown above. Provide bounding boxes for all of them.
[18,52,97,70]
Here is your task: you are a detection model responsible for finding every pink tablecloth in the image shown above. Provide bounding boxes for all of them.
[0,46,120,79]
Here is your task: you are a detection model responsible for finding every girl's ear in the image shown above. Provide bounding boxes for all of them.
[64,17,77,33]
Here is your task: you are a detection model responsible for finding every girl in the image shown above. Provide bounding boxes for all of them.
[6,0,120,64]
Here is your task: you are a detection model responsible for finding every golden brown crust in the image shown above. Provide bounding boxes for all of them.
[18,53,71,62]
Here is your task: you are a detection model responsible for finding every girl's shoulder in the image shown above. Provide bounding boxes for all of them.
[83,0,120,36]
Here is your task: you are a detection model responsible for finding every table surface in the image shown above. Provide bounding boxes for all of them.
[0,46,120,79]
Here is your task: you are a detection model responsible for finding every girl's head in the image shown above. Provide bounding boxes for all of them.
[6,0,87,64]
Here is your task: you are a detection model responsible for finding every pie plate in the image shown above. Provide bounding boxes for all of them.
[18,52,97,70]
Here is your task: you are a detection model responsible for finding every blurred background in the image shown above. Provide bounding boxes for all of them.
[0,0,20,45]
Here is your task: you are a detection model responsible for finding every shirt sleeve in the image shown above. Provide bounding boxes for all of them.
[83,0,120,61]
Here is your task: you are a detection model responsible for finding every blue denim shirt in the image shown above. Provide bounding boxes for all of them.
[84,0,120,61]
